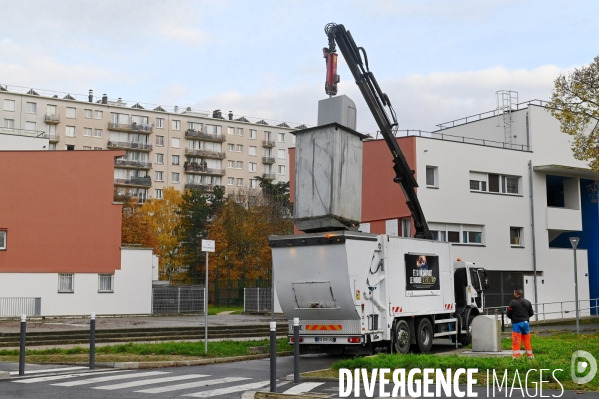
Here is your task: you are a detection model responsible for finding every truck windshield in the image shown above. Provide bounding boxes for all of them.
[470,269,482,291]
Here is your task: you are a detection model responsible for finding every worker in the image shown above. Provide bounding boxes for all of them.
[506,289,534,359]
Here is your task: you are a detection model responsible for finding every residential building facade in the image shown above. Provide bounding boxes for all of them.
[0,84,299,202]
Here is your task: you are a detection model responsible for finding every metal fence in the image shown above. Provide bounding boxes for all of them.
[0,297,41,317]
[484,298,599,323]
[244,288,273,313]
[152,286,204,314]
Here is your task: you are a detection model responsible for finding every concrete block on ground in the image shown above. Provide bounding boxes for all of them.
[471,315,502,352]
[0,371,10,380]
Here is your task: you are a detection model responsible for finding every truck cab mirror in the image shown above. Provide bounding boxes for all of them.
[478,269,490,291]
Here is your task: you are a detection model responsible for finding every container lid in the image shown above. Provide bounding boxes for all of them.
[292,122,370,141]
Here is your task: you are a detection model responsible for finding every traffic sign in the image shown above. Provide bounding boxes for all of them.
[202,240,215,252]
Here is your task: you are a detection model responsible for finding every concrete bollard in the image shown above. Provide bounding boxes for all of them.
[270,321,277,392]
[293,317,300,383]
[90,312,96,369]
[472,316,501,352]
[19,314,26,376]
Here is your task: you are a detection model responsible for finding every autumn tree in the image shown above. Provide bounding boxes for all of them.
[139,187,185,282]
[120,196,156,248]
[549,56,599,174]
[254,176,293,235]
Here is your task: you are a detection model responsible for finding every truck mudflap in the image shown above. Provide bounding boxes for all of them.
[288,319,361,335]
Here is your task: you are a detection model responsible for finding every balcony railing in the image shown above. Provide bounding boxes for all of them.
[184,165,226,175]
[184,148,226,159]
[107,140,153,151]
[44,113,61,124]
[115,158,153,169]
[42,133,60,142]
[114,176,152,187]
[184,183,223,192]
[262,156,275,164]
[108,122,153,134]
[262,139,275,147]
[185,129,226,142]
[263,173,276,180]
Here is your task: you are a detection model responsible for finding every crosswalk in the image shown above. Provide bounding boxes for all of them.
[12,369,338,398]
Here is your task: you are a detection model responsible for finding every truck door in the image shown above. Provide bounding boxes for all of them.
[470,269,483,310]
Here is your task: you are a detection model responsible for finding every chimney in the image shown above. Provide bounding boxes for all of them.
[117,97,122,103]
[88,89,93,103]
[174,106,179,113]
[102,94,108,104]
[228,111,233,120]
[212,109,223,119]
[186,107,192,112]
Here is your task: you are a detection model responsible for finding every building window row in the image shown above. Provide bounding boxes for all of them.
[470,171,520,195]
[57,273,114,293]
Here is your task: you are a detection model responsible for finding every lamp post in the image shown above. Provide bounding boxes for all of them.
[569,237,580,335]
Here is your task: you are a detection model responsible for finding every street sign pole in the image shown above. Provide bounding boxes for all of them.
[201,239,215,354]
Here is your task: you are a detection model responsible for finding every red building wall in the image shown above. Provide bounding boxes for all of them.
[0,150,125,273]
[289,136,417,235]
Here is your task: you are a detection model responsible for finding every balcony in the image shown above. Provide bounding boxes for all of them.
[262,156,275,164]
[262,139,275,148]
[263,173,276,180]
[114,176,152,187]
[185,129,226,142]
[108,122,153,134]
[184,148,226,159]
[184,164,226,176]
[42,133,60,143]
[107,140,153,152]
[115,158,152,169]
[44,113,61,124]
[184,183,223,192]
[546,207,582,231]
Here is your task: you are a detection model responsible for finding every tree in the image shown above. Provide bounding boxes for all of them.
[549,56,599,174]
[120,196,156,248]
[254,176,293,235]
[139,187,185,282]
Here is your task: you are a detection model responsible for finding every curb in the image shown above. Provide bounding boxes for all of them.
[254,392,329,399]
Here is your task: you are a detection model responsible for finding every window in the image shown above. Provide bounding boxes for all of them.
[94,147,102,150]
[469,172,519,195]
[84,109,92,118]
[156,153,164,164]
[172,172,180,183]
[155,171,164,182]
[249,179,257,189]
[26,102,37,114]
[156,135,164,146]
[95,110,103,119]
[236,178,243,187]
[206,125,222,135]
[156,118,164,128]
[25,121,36,132]
[228,127,235,135]
[249,162,257,172]
[227,160,235,168]
[463,231,482,244]
[448,231,460,243]
[47,105,57,115]
[172,120,181,130]
[94,129,103,138]
[3,119,14,130]
[470,180,487,191]
[66,126,75,137]
[172,155,180,165]
[83,146,91,150]
[228,144,234,151]
[172,137,180,148]
[58,274,74,293]
[0,230,6,250]
[400,219,411,238]
[278,149,285,159]
[249,129,257,139]
[249,146,257,156]
[237,128,243,136]
[3,99,15,111]
[49,144,57,150]
[236,144,243,152]
[227,177,234,185]
[155,189,163,199]
[278,132,285,142]
[503,176,519,194]
[98,274,114,293]
[236,161,243,169]
[278,165,286,175]
[431,231,446,242]
[426,166,438,187]
[66,107,76,118]
[510,227,523,246]
[84,128,92,136]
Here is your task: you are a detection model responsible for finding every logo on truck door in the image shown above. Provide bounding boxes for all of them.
[405,254,440,291]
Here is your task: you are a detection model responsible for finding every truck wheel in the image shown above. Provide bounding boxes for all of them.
[459,314,474,346]
[414,318,434,353]
[393,320,411,354]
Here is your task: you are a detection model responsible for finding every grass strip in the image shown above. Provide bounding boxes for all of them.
[207,306,244,315]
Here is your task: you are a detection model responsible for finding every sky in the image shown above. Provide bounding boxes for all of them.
[0,0,598,133]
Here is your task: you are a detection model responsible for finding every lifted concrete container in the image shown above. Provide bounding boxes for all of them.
[293,122,367,232]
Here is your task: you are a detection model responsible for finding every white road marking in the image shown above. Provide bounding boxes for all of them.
[282,382,325,394]
[182,380,271,398]
[137,377,250,394]
[52,371,168,386]
[9,366,87,375]
[93,374,209,390]
[13,370,131,384]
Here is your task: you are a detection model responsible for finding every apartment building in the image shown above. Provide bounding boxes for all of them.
[0,84,299,201]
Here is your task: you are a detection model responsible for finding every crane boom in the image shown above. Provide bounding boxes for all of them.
[323,23,432,240]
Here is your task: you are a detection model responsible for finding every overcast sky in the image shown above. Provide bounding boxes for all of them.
[1,0,597,132]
